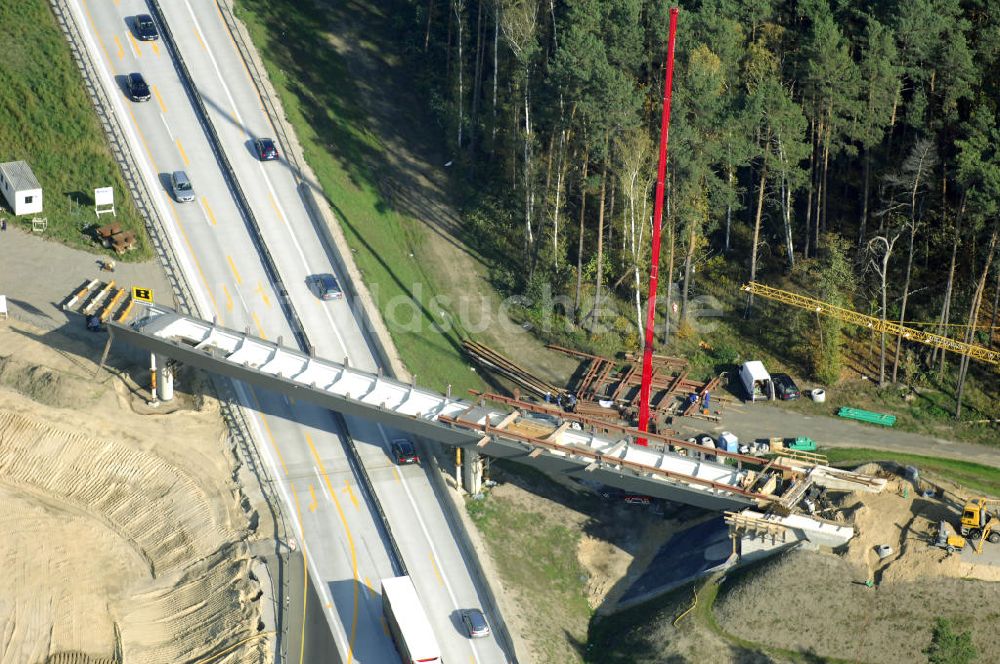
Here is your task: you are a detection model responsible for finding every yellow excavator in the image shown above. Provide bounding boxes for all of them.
[935,498,999,556]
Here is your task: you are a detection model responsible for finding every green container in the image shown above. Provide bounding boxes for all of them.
[787,436,817,452]
[837,406,897,427]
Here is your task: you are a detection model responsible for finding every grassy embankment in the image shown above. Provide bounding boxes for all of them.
[0,0,150,259]
[234,0,484,395]
[823,447,1000,496]
[465,467,593,664]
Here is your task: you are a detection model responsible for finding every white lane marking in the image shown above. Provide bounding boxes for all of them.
[179,0,351,360]
[159,113,174,141]
[70,5,362,660]
[315,467,333,502]
[375,423,483,664]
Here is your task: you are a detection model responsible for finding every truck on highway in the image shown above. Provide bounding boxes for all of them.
[381,575,442,663]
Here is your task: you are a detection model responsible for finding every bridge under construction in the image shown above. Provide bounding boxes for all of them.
[100,303,879,532]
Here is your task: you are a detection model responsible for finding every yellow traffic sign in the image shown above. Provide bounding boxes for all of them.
[132,287,153,303]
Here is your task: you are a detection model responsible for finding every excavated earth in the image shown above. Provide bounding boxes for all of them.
[0,321,269,664]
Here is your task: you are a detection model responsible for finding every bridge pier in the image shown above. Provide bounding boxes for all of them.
[461,447,483,495]
[154,353,174,402]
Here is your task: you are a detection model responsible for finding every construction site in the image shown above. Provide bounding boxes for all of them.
[3,0,1000,660]
[11,272,993,663]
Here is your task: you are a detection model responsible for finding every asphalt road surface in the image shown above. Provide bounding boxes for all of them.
[71,1,509,661]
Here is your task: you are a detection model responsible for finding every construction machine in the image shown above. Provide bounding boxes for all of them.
[935,520,967,554]
[959,498,1000,543]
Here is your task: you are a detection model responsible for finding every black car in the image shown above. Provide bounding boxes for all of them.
[390,439,419,465]
[254,137,279,161]
[127,73,151,102]
[772,373,801,400]
[312,273,343,300]
[135,14,159,41]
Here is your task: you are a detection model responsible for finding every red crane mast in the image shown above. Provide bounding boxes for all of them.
[637,6,679,445]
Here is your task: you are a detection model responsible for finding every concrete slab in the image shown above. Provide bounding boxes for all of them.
[0,225,172,333]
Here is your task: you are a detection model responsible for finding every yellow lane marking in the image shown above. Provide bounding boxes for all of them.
[201,197,218,226]
[291,484,309,664]
[123,106,159,173]
[306,433,360,664]
[127,31,142,58]
[391,467,401,483]
[194,26,207,50]
[257,282,272,307]
[269,192,286,224]
[429,553,445,587]
[113,35,124,60]
[151,41,160,57]
[222,284,234,311]
[164,197,222,324]
[123,102,223,324]
[248,390,288,474]
[152,85,167,113]
[81,0,115,70]
[343,480,360,510]
[251,312,267,339]
[308,484,318,513]
[176,139,190,166]
[364,576,375,597]
[226,255,243,284]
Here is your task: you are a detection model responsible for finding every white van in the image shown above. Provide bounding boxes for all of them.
[739,361,774,402]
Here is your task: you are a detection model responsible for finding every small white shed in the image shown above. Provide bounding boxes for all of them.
[0,161,43,216]
[739,360,775,402]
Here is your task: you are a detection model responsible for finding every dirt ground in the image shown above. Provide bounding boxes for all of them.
[0,320,269,663]
[473,465,683,664]
[711,466,1000,664]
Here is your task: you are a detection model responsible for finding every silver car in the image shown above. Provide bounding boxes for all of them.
[460,609,490,638]
[170,170,195,202]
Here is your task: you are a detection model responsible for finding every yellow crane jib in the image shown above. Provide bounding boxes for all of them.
[741,282,1000,367]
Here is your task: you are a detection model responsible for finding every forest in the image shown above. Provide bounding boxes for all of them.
[391,0,1000,417]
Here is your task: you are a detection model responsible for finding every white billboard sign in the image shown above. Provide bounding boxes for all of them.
[95,186,115,217]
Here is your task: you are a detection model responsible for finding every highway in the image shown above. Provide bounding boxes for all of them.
[69,0,509,662]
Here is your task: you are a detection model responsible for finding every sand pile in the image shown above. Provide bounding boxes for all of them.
[0,322,269,664]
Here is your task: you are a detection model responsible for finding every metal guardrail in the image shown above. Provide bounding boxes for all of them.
[215,0,406,381]
[206,0,417,584]
[149,0,413,614]
[422,451,521,663]
[331,412,409,577]
[50,3,288,661]
[216,378,291,663]
[147,0,311,357]
[48,0,197,316]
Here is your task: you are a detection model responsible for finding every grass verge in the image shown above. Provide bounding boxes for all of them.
[465,463,594,663]
[233,0,483,394]
[0,0,149,259]
[822,447,1000,496]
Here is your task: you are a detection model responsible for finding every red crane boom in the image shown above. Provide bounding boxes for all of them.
[637,6,679,445]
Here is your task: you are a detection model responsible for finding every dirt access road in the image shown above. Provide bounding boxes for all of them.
[679,401,1000,469]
